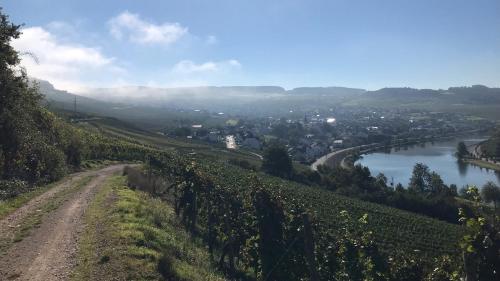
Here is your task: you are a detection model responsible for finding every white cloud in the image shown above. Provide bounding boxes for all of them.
[108,11,188,45]
[173,60,217,73]
[12,26,125,92]
[172,59,241,74]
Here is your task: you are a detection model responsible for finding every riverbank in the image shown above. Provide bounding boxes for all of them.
[464,140,500,171]
[311,130,490,171]
[464,159,500,172]
[311,144,377,171]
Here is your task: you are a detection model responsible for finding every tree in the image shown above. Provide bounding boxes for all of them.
[173,127,191,137]
[428,172,446,195]
[261,145,293,178]
[456,141,469,159]
[458,186,500,281]
[481,181,500,213]
[0,9,79,184]
[408,163,431,194]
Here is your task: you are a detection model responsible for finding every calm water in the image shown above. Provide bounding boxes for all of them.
[356,136,500,188]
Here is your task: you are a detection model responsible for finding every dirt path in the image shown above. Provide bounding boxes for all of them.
[0,165,127,281]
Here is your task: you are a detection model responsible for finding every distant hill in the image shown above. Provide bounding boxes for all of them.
[288,86,366,97]
[34,80,219,130]
[75,84,368,116]
[36,79,500,120]
[35,79,123,115]
[363,85,500,104]
[344,85,500,119]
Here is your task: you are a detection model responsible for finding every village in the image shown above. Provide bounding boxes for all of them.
[165,107,494,164]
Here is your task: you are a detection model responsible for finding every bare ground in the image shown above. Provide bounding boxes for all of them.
[0,165,127,281]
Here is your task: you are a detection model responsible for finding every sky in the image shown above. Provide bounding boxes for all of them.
[3,0,500,92]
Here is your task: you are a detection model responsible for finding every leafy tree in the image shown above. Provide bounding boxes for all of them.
[173,127,191,137]
[428,171,446,195]
[481,181,500,213]
[456,141,468,159]
[408,163,431,194]
[261,145,293,178]
[0,9,56,183]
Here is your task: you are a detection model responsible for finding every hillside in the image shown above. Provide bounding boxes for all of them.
[481,128,500,158]
[40,79,500,120]
[36,79,228,130]
[82,117,463,257]
[344,85,500,119]
[74,84,368,116]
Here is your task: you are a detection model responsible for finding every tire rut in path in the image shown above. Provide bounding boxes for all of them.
[0,164,126,281]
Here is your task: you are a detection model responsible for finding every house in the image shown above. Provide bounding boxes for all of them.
[332,139,344,148]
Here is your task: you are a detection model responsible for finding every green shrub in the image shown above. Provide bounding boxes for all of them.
[0,179,29,200]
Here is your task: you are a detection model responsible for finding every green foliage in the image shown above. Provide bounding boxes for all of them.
[0,179,28,200]
[458,186,500,281]
[409,163,432,194]
[317,163,461,223]
[0,9,62,184]
[481,181,500,212]
[0,9,156,195]
[456,141,468,159]
[332,211,388,281]
[73,175,225,281]
[261,145,293,178]
[423,256,460,281]
[126,153,469,280]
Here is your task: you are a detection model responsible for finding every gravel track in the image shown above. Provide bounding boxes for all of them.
[0,165,127,281]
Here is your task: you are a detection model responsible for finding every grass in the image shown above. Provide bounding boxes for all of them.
[0,162,117,220]
[72,175,225,281]
[80,159,121,170]
[0,175,93,254]
[0,182,59,220]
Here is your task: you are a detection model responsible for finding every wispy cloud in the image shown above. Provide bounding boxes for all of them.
[12,26,125,92]
[108,11,188,45]
[172,59,241,74]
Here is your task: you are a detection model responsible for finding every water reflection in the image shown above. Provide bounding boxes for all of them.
[356,136,500,188]
[456,160,468,176]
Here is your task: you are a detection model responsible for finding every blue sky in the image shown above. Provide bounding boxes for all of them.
[4,0,500,92]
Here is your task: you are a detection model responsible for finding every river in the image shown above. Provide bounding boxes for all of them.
[355,136,500,188]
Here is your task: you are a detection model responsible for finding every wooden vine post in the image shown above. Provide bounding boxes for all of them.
[302,213,320,281]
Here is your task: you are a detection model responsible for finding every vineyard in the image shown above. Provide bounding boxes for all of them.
[179,157,463,256]
[81,117,263,165]
[79,118,463,258]
[125,150,465,280]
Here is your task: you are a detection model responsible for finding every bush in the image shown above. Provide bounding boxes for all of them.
[0,179,29,200]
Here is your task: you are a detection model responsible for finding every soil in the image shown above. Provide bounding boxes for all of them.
[0,165,127,281]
